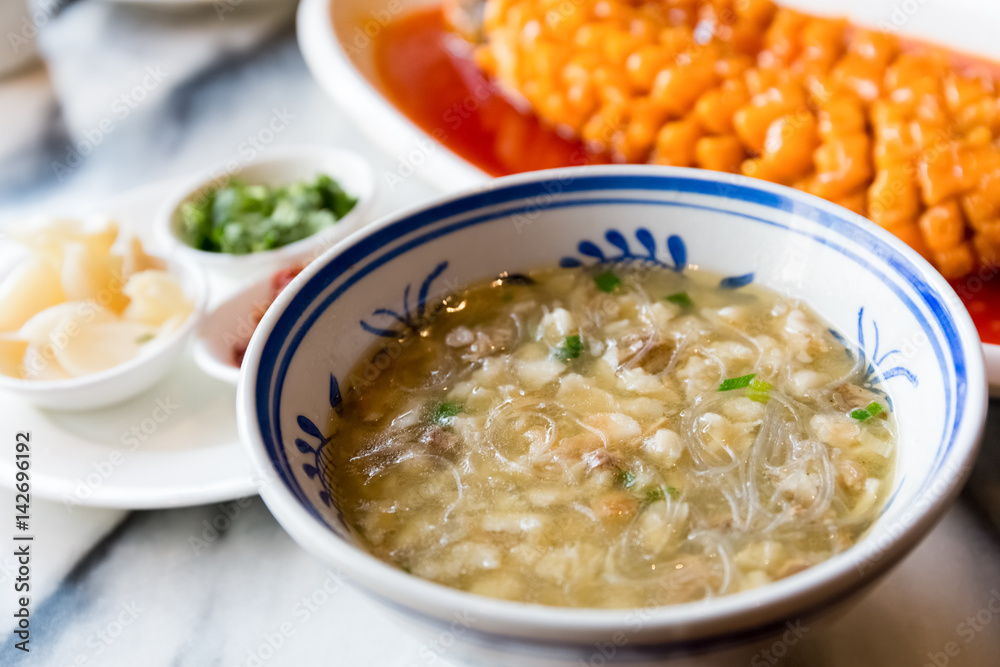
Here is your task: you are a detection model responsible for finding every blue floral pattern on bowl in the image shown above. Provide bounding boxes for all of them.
[831,307,919,409]
[290,374,343,514]
[360,261,449,338]
[559,228,755,289]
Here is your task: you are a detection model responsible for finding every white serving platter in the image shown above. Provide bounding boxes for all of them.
[0,181,260,508]
[297,0,1000,392]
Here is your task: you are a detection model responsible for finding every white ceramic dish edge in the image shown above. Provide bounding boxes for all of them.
[296,0,1000,392]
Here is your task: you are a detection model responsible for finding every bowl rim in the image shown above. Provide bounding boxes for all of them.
[237,165,987,641]
[192,270,280,386]
[0,250,207,395]
[296,0,488,193]
[153,143,377,268]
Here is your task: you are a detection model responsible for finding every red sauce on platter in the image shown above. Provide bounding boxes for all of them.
[952,279,1000,345]
[369,6,1000,344]
[372,8,605,176]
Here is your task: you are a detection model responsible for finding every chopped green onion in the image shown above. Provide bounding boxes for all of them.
[135,333,155,344]
[430,401,463,427]
[719,373,756,391]
[617,470,636,488]
[747,378,772,404]
[594,270,621,293]
[665,291,694,309]
[644,486,665,503]
[851,401,886,421]
[179,174,357,254]
[555,334,583,361]
[643,485,679,504]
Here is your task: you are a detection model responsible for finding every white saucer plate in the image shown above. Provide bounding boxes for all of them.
[0,181,256,508]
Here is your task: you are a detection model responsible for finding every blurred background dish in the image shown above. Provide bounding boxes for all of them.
[298,0,486,191]
[0,142,377,504]
[0,180,253,507]
[298,0,1000,391]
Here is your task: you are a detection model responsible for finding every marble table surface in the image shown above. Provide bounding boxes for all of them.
[0,3,999,665]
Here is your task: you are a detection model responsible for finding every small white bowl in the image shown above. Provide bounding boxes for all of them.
[238,165,987,664]
[192,270,283,385]
[0,253,207,411]
[155,145,375,281]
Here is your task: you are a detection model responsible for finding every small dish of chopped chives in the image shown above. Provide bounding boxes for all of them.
[156,145,375,279]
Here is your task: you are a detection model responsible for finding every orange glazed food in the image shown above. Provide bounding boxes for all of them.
[468,0,1000,280]
[374,0,1000,282]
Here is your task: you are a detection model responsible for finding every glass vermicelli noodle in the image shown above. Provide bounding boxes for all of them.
[325,263,896,608]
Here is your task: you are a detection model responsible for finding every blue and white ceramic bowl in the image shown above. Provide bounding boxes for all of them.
[237,166,987,664]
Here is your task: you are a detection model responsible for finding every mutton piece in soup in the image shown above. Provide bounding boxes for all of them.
[326,263,896,608]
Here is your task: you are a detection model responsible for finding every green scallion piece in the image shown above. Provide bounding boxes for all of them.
[851,401,886,421]
[644,486,666,503]
[644,485,679,504]
[594,270,621,293]
[719,373,756,391]
[555,334,583,361]
[430,401,463,427]
[665,291,694,309]
[746,377,772,403]
[617,470,637,488]
[179,174,357,254]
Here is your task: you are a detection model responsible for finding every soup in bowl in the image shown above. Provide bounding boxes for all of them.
[237,166,985,662]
